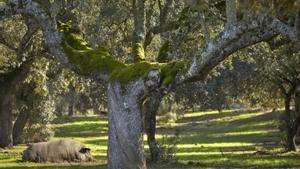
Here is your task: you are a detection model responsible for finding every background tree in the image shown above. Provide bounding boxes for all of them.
[251,42,300,151]
[0,15,39,148]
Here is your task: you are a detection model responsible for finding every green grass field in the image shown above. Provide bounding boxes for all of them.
[1,109,300,169]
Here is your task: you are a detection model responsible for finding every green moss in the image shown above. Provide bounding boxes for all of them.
[133,43,145,62]
[58,21,190,86]
[160,60,190,86]
[109,60,190,86]
[57,21,72,32]
[157,41,170,63]
[62,38,125,75]
[110,62,159,83]
[59,21,125,75]
[64,33,92,50]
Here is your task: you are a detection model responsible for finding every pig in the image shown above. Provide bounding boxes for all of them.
[22,140,93,162]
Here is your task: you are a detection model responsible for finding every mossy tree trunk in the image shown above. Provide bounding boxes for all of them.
[107,80,147,169]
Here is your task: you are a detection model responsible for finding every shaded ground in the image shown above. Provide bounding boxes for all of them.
[1,109,300,168]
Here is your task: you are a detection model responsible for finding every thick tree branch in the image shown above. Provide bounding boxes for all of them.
[21,1,69,64]
[174,14,299,88]
[133,0,146,43]
[132,0,146,62]
[2,1,110,82]
[200,13,210,42]
[177,15,278,84]
[2,0,69,65]
[225,0,237,28]
[159,0,173,25]
[145,0,156,30]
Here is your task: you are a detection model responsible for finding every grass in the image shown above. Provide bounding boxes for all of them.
[1,109,300,168]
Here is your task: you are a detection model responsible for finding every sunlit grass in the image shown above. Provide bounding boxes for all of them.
[184,110,220,118]
[176,150,255,156]
[183,110,235,119]
[1,109,300,168]
[176,142,255,148]
[209,130,277,137]
[209,111,266,123]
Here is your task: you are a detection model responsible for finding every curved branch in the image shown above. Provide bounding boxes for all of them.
[17,0,69,64]
[177,15,278,84]
[2,1,110,82]
[175,13,299,87]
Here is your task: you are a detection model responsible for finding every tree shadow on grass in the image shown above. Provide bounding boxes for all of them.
[54,122,108,138]
[176,145,257,153]
[92,155,107,161]
[176,153,300,168]
[53,116,107,124]
[165,111,273,138]
[229,111,278,128]
[84,139,107,146]
[177,109,261,124]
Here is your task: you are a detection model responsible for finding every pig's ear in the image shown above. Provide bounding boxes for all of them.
[79,147,91,153]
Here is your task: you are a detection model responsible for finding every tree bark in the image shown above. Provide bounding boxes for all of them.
[68,85,75,116]
[0,86,14,148]
[286,125,297,151]
[143,93,162,163]
[291,86,300,150]
[284,93,297,151]
[107,81,146,169]
[295,86,300,115]
[0,58,33,148]
[225,0,237,27]
[13,109,29,145]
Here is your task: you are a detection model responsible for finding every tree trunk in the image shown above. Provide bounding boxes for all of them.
[286,126,297,151]
[292,87,300,150]
[13,109,29,145]
[143,93,162,163]
[0,89,13,148]
[0,58,33,148]
[68,85,75,116]
[284,94,297,151]
[107,81,146,169]
[295,86,300,116]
